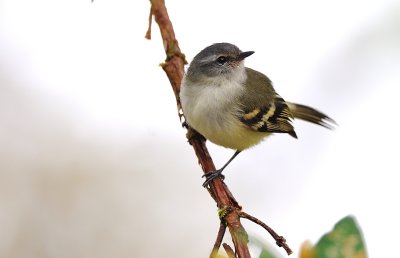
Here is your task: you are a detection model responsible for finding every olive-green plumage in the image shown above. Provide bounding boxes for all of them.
[239,68,297,138]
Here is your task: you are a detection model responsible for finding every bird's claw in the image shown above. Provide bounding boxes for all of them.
[202,169,225,187]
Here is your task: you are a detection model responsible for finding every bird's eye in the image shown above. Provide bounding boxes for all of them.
[216,56,228,65]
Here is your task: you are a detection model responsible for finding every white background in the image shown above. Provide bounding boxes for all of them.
[1,0,399,257]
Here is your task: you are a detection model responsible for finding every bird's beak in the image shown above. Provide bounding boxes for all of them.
[236,51,255,61]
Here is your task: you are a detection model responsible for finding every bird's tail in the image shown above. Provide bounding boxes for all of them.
[287,102,336,129]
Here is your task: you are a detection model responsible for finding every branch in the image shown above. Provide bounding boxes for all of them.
[210,223,227,258]
[240,211,292,255]
[145,0,291,257]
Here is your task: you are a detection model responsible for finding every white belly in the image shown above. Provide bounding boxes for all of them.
[180,76,268,150]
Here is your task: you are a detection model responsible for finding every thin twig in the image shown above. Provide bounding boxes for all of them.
[144,5,153,39]
[240,211,293,255]
[210,223,227,258]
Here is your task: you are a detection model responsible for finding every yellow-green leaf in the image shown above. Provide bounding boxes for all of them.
[301,216,367,258]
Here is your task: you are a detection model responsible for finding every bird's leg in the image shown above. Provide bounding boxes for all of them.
[202,150,242,187]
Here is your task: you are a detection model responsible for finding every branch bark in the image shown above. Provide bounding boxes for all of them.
[145,0,292,257]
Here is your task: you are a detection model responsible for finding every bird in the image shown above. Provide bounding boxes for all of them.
[179,43,335,187]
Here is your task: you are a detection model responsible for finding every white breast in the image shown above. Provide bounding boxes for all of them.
[180,67,268,150]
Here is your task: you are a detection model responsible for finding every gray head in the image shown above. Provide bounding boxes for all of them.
[186,43,254,80]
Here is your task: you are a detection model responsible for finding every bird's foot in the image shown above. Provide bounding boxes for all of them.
[202,169,225,187]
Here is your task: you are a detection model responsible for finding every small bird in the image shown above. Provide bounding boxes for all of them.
[180,43,335,187]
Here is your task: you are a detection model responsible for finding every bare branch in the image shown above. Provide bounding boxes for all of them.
[240,211,292,255]
[210,223,227,258]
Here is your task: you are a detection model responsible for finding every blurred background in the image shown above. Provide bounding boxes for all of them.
[1,0,399,257]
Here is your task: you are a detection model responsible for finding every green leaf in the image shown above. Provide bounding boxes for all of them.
[259,248,278,258]
[313,216,367,258]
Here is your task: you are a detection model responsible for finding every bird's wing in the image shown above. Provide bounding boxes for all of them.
[237,68,297,138]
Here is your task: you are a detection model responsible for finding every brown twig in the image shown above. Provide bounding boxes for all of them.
[145,4,153,40]
[145,0,291,257]
[210,223,227,258]
[186,133,252,258]
[240,211,293,255]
